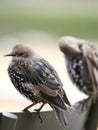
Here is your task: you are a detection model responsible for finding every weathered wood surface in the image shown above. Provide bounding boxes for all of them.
[0,106,90,130]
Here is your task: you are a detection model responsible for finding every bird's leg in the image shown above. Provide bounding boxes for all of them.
[23,102,37,112]
[23,102,38,118]
[34,103,45,123]
[78,97,91,112]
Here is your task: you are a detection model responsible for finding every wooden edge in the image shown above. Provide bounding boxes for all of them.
[0,104,91,130]
[0,112,17,130]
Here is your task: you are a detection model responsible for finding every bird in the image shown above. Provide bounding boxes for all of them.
[59,36,98,111]
[5,44,71,127]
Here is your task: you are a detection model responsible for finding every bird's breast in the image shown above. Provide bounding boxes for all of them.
[67,56,90,93]
[8,67,38,102]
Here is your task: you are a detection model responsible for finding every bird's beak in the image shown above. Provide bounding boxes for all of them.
[4,52,16,57]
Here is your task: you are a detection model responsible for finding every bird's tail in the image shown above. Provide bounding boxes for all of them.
[53,107,69,128]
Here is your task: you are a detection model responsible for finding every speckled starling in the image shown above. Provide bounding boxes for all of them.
[5,44,71,127]
[59,36,98,111]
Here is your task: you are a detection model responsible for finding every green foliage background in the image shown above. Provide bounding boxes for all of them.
[0,0,98,40]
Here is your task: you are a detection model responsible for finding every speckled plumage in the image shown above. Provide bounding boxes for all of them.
[6,44,71,127]
[59,36,98,109]
[67,53,92,95]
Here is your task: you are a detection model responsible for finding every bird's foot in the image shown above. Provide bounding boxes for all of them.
[75,98,90,113]
[34,108,43,123]
[22,102,37,118]
[78,100,89,112]
[23,108,31,113]
[23,108,33,118]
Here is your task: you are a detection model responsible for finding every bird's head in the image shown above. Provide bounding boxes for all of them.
[59,36,84,58]
[5,44,33,59]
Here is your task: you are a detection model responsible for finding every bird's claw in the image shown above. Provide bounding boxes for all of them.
[34,109,43,123]
[23,109,33,118]
[23,108,31,113]
[78,103,87,113]
[75,99,90,113]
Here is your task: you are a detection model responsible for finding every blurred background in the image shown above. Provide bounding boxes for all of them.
[0,0,98,111]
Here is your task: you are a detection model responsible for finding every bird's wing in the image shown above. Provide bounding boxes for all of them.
[41,59,71,106]
[82,43,98,96]
[20,58,62,97]
[8,58,71,108]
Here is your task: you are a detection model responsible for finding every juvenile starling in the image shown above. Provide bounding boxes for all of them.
[5,44,71,127]
[59,36,98,111]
